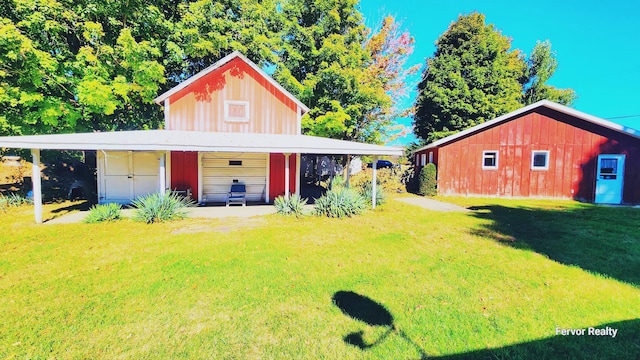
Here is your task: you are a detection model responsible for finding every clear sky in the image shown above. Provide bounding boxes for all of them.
[358,0,640,145]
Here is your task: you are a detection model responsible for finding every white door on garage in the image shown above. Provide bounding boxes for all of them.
[202,152,267,203]
[99,151,160,203]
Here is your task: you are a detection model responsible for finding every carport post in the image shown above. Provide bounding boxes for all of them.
[159,152,166,195]
[284,153,291,199]
[372,155,378,209]
[31,149,43,224]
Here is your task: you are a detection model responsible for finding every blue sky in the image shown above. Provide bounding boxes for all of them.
[358,0,640,145]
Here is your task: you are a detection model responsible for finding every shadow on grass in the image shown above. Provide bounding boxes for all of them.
[467,204,640,287]
[434,319,640,359]
[332,291,428,359]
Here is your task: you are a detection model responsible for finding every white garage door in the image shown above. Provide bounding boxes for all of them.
[202,152,267,203]
[99,151,159,204]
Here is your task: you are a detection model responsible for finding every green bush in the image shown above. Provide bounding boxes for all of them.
[402,167,418,194]
[274,194,308,217]
[0,193,33,212]
[350,168,404,193]
[84,203,122,223]
[418,163,437,196]
[132,192,194,224]
[314,187,367,218]
[359,183,385,205]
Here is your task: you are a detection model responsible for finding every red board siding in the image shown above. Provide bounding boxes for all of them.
[269,153,297,201]
[416,108,640,203]
[170,151,198,200]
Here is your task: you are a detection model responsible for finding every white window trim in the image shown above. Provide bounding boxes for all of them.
[428,151,434,164]
[224,100,250,122]
[482,150,498,170]
[531,150,550,170]
[421,153,426,166]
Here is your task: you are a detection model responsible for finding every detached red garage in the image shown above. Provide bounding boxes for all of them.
[414,100,640,204]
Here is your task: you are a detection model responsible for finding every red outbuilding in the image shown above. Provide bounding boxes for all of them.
[413,100,640,204]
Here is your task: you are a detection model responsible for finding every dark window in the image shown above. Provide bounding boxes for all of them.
[229,160,242,166]
[531,151,549,170]
[483,151,498,169]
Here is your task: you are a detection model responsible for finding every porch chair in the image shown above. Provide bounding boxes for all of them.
[226,183,247,206]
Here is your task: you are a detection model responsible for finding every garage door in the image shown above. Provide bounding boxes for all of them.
[202,152,267,203]
[99,151,159,203]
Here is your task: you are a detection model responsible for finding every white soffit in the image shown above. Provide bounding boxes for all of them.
[0,130,404,156]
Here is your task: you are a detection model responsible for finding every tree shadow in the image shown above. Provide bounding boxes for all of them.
[467,204,640,286]
[332,291,428,359]
[433,319,640,359]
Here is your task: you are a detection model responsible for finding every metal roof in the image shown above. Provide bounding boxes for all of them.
[154,51,310,113]
[413,100,640,153]
[0,130,403,156]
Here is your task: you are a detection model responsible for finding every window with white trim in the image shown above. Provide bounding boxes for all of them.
[531,150,549,170]
[428,151,434,164]
[421,153,426,166]
[482,151,498,169]
[224,100,250,122]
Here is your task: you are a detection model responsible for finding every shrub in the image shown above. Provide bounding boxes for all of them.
[314,187,367,218]
[274,194,308,217]
[350,168,404,193]
[418,163,437,196]
[84,203,122,223]
[402,167,419,194]
[0,193,33,212]
[132,192,194,224]
[359,183,385,206]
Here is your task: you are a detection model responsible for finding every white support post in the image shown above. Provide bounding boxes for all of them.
[295,153,301,197]
[345,155,351,188]
[284,153,291,200]
[31,149,43,224]
[372,155,378,209]
[159,152,166,196]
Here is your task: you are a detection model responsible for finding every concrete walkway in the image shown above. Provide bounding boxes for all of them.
[394,197,470,212]
[45,205,277,224]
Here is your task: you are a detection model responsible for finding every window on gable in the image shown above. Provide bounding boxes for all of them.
[482,151,498,169]
[224,101,249,122]
[531,150,549,170]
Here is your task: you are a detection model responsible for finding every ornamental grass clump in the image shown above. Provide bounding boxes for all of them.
[359,182,385,205]
[84,203,122,223]
[274,194,308,217]
[0,193,33,212]
[314,187,367,218]
[132,192,194,224]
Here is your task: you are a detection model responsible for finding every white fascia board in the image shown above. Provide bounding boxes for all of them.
[0,131,403,156]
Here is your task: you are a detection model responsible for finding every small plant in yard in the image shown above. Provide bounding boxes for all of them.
[84,203,122,223]
[314,187,367,218]
[132,191,194,224]
[418,163,437,196]
[274,194,308,217]
[0,193,33,211]
[359,182,385,205]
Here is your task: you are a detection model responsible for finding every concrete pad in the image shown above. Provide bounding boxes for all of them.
[394,197,469,212]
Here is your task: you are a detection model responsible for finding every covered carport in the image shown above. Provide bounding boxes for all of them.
[0,129,403,223]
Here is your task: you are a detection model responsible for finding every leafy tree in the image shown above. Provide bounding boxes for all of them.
[274,1,417,144]
[413,12,527,143]
[523,40,576,105]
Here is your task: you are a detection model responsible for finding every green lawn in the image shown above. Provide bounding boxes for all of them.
[1,196,639,359]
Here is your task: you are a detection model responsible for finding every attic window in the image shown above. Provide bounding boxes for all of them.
[224,101,249,122]
[482,151,498,169]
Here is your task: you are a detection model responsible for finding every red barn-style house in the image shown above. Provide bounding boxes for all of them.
[413,100,640,204]
[0,52,402,223]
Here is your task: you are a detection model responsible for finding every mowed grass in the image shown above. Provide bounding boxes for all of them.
[1,196,639,359]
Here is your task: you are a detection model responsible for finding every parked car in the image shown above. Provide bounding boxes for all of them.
[367,160,395,169]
